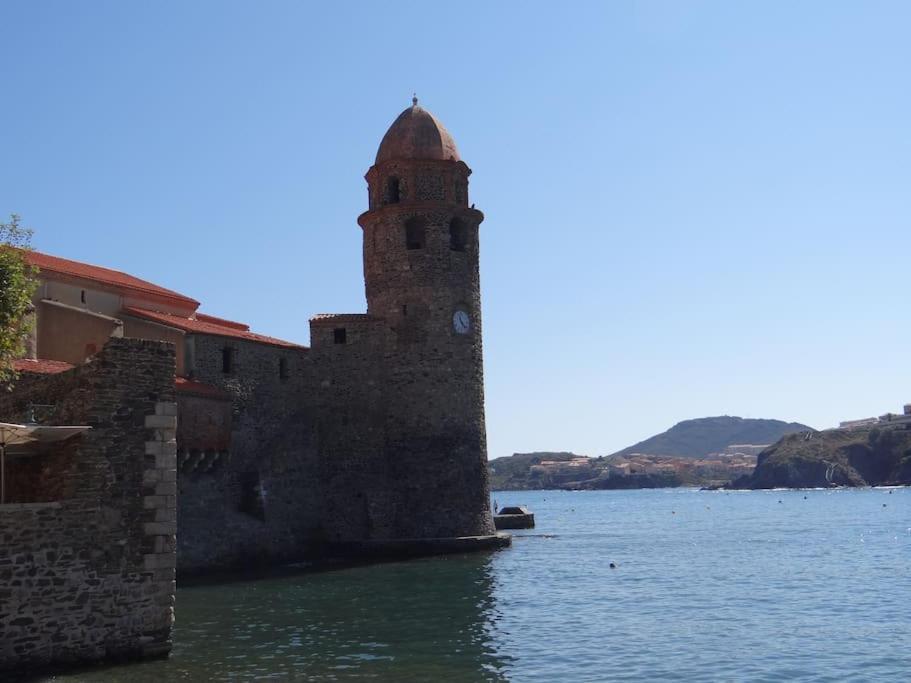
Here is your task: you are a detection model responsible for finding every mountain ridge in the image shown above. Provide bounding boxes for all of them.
[611,415,813,459]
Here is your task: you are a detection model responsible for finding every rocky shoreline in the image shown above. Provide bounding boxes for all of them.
[726,426,911,489]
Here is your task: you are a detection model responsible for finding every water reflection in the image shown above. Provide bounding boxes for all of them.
[57,553,510,682]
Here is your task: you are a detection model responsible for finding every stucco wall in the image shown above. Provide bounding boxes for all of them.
[121,315,187,375]
[41,279,122,317]
[36,299,122,365]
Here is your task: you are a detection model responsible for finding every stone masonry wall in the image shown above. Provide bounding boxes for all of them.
[309,316,392,542]
[176,334,320,573]
[357,155,495,540]
[0,338,177,671]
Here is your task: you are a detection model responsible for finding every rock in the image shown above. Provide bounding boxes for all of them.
[727,427,911,489]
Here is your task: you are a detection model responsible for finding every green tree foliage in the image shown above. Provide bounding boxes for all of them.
[0,214,39,387]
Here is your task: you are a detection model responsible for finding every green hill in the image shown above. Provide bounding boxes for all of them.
[611,416,813,458]
[488,452,580,491]
[728,427,911,489]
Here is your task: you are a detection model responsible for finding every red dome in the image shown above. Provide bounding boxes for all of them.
[375,99,460,164]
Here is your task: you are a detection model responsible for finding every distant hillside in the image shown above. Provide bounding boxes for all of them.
[611,416,813,459]
[728,426,911,489]
[489,452,581,491]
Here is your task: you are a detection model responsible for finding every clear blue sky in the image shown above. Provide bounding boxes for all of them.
[2,1,909,458]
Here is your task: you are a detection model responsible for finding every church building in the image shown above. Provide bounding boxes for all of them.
[5,99,503,575]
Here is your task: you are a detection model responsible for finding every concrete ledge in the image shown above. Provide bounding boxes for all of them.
[327,532,511,560]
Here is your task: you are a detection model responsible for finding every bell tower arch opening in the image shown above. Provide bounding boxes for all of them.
[385,176,400,204]
[449,217,469,252]
[404,217,426,250]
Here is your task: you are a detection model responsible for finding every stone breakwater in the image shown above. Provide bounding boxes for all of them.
[0,338,177,672]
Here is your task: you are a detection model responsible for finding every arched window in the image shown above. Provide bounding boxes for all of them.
[450,217,468,252]
[405,218,426,250]
[386,176,400,204]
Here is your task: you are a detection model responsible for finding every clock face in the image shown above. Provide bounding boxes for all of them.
[453,309,471,334]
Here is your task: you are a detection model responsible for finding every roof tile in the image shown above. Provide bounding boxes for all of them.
[13,358,75,375]
[123,307,305,349]
[25,250,199,307]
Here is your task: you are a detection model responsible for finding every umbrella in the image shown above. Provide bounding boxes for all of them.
[0,423,37,505]
[0,422,91,504]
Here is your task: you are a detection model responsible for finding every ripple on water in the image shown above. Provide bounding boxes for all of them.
[48,487,911,682]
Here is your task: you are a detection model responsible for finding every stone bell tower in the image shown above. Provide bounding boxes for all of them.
[357,98,494,539]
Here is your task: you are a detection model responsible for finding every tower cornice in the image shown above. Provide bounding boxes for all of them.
[357,204,484,229]
[364,158,472,184]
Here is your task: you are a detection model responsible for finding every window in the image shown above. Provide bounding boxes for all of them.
[80,289,86,304]
[238,472,265,520]
[405,218,426,250]
[402,304,408,317]
[334,328,347,344]
[450,218,468,252]
[279,357,288,380]
[386,176,400,204]
[222,347,234,374]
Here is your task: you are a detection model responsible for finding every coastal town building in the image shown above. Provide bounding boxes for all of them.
[838,402,911,430]
[0,100,504,672]
[722,444,770,457]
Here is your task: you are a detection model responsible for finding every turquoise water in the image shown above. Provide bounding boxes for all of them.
[55,488,909,681]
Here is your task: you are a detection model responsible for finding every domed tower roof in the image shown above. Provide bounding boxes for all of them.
[375,97,461,164]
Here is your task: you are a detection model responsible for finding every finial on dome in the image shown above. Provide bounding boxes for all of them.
[412,93,418,106]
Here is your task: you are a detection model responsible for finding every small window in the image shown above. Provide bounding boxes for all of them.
[450,218,468,252]
[402,304,408,317]
[238,472,265,520]
[222,347,234,374]
[405,218,425,250]
[80,289,86,304]
[334,328,347,344]
[279,357,288,380]
[386,176,400,204]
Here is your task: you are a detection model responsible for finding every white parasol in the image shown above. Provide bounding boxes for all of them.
[0,422,91,504]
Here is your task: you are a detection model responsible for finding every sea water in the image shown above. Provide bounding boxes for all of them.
[53,488,910,682]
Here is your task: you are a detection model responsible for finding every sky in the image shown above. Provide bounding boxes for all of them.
[2,1,909,458]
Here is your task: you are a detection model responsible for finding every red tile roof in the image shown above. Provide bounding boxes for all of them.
[122,307,305,349]
[175,376,231,400]
[12,358,75,375]
[25,250,199,308]
[195,313,249,331]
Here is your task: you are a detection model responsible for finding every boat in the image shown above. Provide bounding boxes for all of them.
[493,505,535,530]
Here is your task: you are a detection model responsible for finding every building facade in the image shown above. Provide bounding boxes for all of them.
[3,100,501,604]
